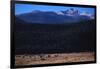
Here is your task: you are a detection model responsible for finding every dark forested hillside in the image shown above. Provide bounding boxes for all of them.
[15,17,96,54]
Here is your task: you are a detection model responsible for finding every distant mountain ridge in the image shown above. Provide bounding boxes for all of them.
[16,8,94,24]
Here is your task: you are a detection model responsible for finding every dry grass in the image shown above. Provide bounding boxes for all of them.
[15,52,95,66]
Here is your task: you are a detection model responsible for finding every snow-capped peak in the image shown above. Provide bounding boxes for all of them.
[55,11,65,15]
[61,8,79,16]
[80,12,94,19]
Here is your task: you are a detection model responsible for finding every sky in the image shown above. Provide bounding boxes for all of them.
[15,3,95,15]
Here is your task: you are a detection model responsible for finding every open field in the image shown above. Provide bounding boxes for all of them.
[15,52,95,66]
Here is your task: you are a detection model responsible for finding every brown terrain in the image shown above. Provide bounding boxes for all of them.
[15,52,95,66]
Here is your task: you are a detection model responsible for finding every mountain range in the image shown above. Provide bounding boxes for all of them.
[15,8,95,54]
[16,8,94,24]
